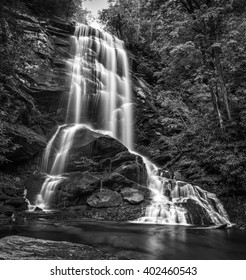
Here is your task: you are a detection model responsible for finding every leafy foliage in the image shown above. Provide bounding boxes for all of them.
[0,122,20,164]
[23,0,85,20]
[99,0,246,200]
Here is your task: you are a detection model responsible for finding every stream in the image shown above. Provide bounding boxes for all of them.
[1,219,246,259]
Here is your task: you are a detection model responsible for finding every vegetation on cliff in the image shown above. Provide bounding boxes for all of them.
[0,0,87,218]
[99,0,246,224]
[0,0,88,164]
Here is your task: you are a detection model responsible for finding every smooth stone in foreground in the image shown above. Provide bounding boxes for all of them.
[0,236,117,260]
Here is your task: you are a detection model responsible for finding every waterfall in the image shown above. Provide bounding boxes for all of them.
[36,24,133,208]
[139,158,187,224]
[35,24,230,226]
[137,157,230,225]
[65,25,133,148]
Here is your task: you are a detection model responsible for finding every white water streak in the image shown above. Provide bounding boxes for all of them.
[36,24,133,208]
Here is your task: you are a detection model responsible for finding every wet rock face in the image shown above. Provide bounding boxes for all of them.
[114,162,147,186]
[0,4,76,139]
[5,125,47,162]
[170,181,230,226]
[67,127,128,171]
[54,172,100,207]
[181,198,214,225]
[101,172,150,196]
[58,172,100,195]
[0,2,77,219]
[45,126,148,182]
[58,127,148,188]
[0,173,29,217]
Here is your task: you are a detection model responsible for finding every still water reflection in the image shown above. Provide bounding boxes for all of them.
[1,219,246,259]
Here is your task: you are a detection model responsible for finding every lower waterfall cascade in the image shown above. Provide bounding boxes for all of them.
[137,157,230,225]
[35,24,231,226]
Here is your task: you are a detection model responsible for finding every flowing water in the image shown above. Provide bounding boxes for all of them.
[36,24,133,208]
[35,24,230,226]
[0,220,245,259]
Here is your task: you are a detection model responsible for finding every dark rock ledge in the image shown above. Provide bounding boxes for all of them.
[0,235,118,260]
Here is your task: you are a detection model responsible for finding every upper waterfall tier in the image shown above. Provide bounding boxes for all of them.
[66,24,133,150]
[36,24,134,208]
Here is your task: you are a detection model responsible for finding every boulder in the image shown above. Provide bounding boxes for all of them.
[23,126,149,210]
[46,126,148,185]
[44,126,128,173]
[68,126,128,168]
[87,189,123,208]
[83,203,148,222]
[0,236,117,260]
[121,188,144,204]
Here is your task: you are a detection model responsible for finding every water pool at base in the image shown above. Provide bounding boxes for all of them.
[1,219,246,259]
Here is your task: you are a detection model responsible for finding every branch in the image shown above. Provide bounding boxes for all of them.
[163,152,183,169]
[179,0,193,14]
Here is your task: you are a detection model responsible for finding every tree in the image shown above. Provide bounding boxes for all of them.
[99,0,246,199]
[24,0,86,20]
[99,0,142,45]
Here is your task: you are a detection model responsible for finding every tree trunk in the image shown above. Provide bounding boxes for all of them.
[209,80,224,130]
[214,50,232,121]
[136,0,140,43]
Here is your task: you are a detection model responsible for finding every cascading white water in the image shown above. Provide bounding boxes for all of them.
[35,24,230,226]
[136,155,230,225]
[67,25,133,148]
[36,24,133,208]
[136,157,187,224]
